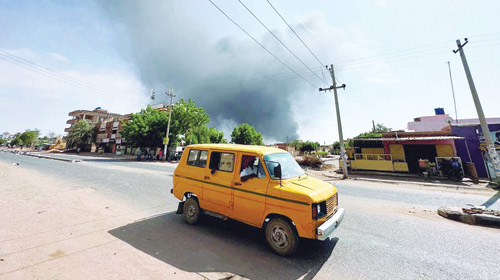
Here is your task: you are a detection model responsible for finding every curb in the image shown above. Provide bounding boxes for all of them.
[321,172,492,191]
[23,152,82,163]
[349,177,490,191]
[438,206,500,228]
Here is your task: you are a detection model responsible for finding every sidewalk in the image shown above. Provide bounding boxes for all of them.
[309,168,494,192]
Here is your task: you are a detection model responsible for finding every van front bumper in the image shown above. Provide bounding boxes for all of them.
[316,208,345,241]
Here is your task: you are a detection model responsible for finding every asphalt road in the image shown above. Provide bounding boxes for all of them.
[1,151,499,280]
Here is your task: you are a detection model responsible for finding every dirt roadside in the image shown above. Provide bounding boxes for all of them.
[0,161,203,280]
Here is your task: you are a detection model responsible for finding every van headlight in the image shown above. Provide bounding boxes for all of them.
[312,201,327,220]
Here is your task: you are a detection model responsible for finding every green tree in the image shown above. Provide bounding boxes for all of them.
[208,127,226,143]
[0,138,6,145]
[121,99,210,149]
[19,129,40,147]
[355,123,392,138]
[66,120,96,149]
[300,141,319,154]
[120,106,169,149]
[10,133,22,147]
[332,141,341,154]
[290,139,302,150]
[230,123,264,145]
[171,99,210,145]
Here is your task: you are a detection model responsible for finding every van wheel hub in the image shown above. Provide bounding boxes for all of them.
[271,226,288,248]
[187,204,196,217]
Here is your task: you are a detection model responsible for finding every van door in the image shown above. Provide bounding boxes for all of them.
[181,148,209,202]
[203,150,236,218]
[233,153,267,226]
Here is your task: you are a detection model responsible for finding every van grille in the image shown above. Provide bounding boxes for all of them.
[326,192,338,220]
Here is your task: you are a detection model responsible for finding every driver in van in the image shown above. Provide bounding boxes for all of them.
[240,156,258,182]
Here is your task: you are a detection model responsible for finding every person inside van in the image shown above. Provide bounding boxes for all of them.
[240,156,258,182]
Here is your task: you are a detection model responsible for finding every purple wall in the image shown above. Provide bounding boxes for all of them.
[452,124,500,178]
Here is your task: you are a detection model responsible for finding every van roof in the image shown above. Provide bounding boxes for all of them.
[186,144,286,156]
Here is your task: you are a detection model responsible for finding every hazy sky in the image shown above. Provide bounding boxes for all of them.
[1,0,499,144]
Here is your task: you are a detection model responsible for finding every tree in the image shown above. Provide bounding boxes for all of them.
[120,99,210,149]
[355,123,392,138]
[19,129,40,147]
[290,139,302,150]
[120,106,169,149]
[0,138,7,145]
[10,133,22,147]
[208,127,226,143]
[332,141,341,154]
[170,99,210,145]
[66,120,96,149]
[300,141,319,154]
[230,123,264,145]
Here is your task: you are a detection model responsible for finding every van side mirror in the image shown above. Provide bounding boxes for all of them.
[274,165,282,179]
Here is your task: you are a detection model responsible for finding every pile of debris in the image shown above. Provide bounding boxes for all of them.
[462,206,500,217]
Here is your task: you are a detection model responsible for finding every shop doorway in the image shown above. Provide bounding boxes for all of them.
[404,144,437,173]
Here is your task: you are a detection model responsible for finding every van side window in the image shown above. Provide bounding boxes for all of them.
[240,155,266,182]
[209,152,235,172]
[187,149,208,168]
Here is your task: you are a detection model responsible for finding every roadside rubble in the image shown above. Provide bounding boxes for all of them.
[438,206,500,228]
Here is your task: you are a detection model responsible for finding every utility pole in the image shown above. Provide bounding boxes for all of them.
[454,38,500,185]
[320,64,348,179]
[446,62,459,124]
[164,88,176,161]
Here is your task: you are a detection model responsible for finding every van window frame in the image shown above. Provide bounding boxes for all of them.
[239,154,268,181]
[208,151,236,173]
[186,149,209,168]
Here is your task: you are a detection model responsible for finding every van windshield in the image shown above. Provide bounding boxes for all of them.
[264,153,304,180]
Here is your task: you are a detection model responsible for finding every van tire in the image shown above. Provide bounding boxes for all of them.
[265,218,299,256]
[183,198,201,225]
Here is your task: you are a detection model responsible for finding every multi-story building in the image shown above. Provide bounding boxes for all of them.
[65,107,124,133]
[96,114,130,154]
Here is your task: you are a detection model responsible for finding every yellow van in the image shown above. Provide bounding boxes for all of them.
[172,144,344,256]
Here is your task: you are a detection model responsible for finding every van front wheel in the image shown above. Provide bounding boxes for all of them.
[265,218,299,256]
[183,198,201,225]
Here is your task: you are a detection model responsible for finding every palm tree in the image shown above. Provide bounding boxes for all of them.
[66,120,96,150]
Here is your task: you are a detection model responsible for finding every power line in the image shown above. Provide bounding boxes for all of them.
[238,0,323,83]
[206,0,318,88]
[266,0,325,68]
[0,50,146,104]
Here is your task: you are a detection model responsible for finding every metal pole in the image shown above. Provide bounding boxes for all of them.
[447,62,459,124]
[329,64,348,179]
[164,88,175,161]
[455,39,500,185]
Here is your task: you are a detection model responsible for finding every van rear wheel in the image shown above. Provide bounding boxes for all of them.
[265,218,299,256]
[183,197,201,225]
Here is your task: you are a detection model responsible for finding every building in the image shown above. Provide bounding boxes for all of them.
[96,114,130,154]
[65,107,124,133]
[350,131,462,173]
[408,107,500,133]
[452,122,500,178]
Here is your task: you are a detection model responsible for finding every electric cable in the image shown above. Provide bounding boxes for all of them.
[266,1,325,68]
[238,0,323,84]
[207,0,318,88]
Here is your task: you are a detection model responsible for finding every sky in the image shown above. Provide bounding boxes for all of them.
[1,0,499,144]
